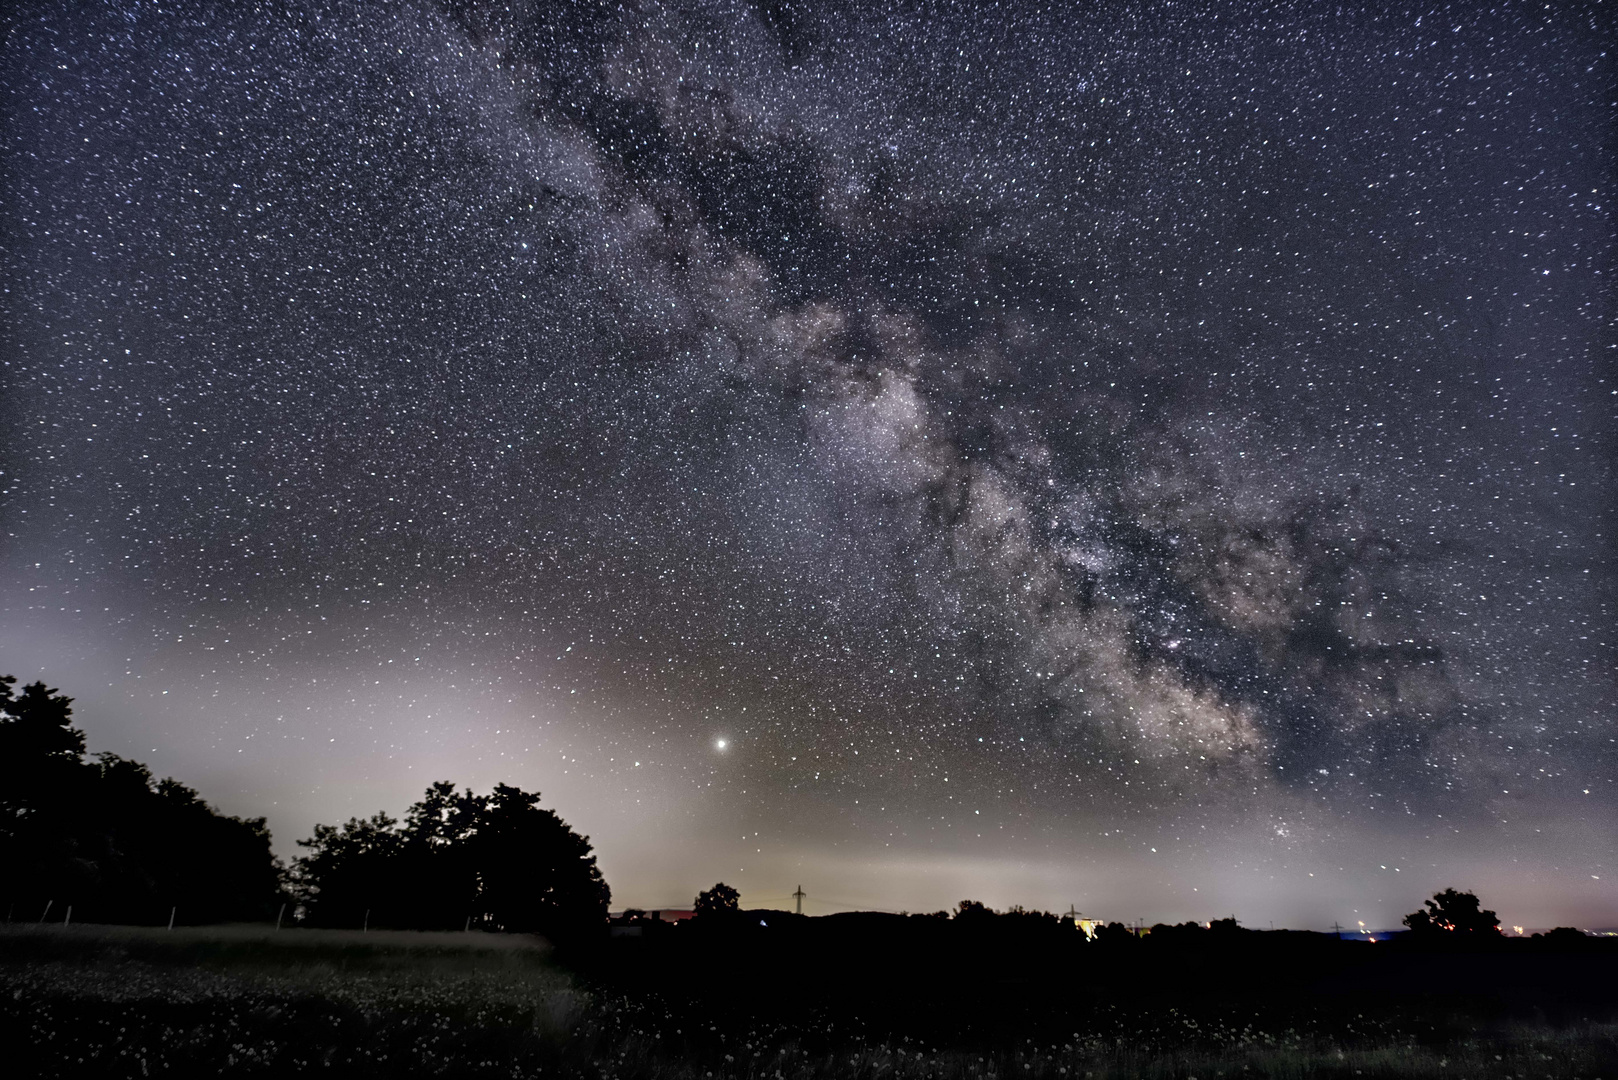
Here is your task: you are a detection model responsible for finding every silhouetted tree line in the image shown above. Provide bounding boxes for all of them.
[617,888,1603,957]
[2,675,1596,955]
[1,676,610,939]
[0,676,281,924]
[292,780,611,940]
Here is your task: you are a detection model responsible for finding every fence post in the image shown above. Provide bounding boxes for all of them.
[38,900,52,924]
[277,903,285,930]
[168,906,176,931]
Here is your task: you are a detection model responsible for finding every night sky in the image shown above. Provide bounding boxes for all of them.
[3,0,1612,930]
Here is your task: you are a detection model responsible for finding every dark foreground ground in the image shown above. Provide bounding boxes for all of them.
[2,918,1615,1078]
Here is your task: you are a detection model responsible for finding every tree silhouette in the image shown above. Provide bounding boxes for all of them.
[0,675,280,924]
[1095,921,1137,945]
[471,783,611,937]
[0,678,86,829]
[292,813,407,928]
[0,676,84,762]
[396,781,481,928]
[295,781,610,939]
[694,882,740,919]
[87,756,280,923]
[1402,888,1501,935]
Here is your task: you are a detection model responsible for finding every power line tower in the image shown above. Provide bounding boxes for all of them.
[793,884,806,916]
[1331,921,1344,940]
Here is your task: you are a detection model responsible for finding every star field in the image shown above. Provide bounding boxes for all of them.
[2,0,1611,927]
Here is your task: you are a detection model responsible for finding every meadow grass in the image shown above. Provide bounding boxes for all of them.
[3,924,1615,1078]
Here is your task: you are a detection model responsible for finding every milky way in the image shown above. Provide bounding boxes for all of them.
[3,0,1612,928]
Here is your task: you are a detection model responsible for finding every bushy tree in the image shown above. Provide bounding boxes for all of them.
[0,675,281,924]
[292,813,407,928]
[694,882,740,919]
[295,782,610,939]
[1402,888,1500,935]
[1095,921,1137,945]
[85,755,281,923]
[397,781,482,928]
[472,784,612,937]
[0,676,84,763]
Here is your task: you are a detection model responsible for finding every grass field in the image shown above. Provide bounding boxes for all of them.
[3,923,1616,1078]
